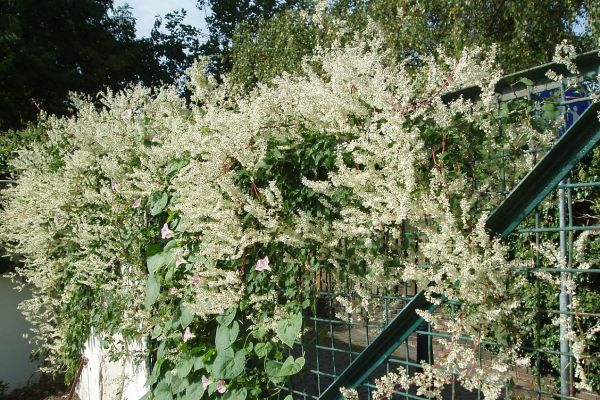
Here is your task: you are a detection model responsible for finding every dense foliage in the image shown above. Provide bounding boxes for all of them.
[4,11,599,397]
[0,0,201,133]
[2,2,600,399]
[227,0,600,90]
[197,0,307,76]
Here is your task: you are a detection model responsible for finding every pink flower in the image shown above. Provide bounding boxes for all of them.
[192,274,202,287]
[255,256,270,272]
[121,108,133,120]
[110,181,118,191]
[168,287,175,295]
[132,197,142,209]
[161,223,174,239]
[216,380,227,394]
[175,256,186,267]
[182,327,193,342]
[201,375,210,390]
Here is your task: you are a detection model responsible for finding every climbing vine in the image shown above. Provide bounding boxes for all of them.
[1,20,598,399]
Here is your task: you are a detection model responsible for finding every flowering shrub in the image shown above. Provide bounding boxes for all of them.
[2,23,597,399]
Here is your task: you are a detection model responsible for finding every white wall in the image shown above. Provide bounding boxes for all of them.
[77,332,149,400]
[0,273,149,399]
[0,274,39,391]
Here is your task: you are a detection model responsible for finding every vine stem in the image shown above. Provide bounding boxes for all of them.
[67,356,88,400]
[397,58,461,115]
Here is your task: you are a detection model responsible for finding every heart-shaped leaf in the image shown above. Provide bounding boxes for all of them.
[148,191,169,216]
[276,312,302,348]
[185,381,205,400]
[216,307,236,326]
[215,320,239,351]
[211,348,245,379]
[180,304,194,328]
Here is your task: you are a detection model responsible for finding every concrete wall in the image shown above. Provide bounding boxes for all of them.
[0,274,39,391]
[77,332,149,400]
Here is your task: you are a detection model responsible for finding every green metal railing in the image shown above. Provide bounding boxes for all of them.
[278,53,600,400]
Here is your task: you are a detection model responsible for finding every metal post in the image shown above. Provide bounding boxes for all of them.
[416,321,432,366]
[558,82,572,399]
[558,182,571,399]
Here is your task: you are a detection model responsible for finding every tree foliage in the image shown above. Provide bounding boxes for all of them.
[151,9,204,79]
[227,0,600,90]
[197,0,308,75]
[0,0,202,132]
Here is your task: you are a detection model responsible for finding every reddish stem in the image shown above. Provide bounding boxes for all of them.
[399,59,460,114]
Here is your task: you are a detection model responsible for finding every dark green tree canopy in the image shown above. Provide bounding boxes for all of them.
[151,9,204,78]
[0,0,202,131]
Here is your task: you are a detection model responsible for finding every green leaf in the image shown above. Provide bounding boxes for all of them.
[517,77,534,86]
[149,191,169,216]
[157,341,167,359]
[185,381,205,400]
[276,311,302,348]
[147,253,165,274]
[245,341,253,353]
[211,348,245,379]
[163,239,179,252]
[283,396,293,400]
[170,374,185,394]
[541,102,561,120]
[164,239,180,252]
[179,305,194,328]
[165,159,189,177]
[151,324,163,339]
[147,241,179,274]
[154,381,173,400]
[193,356,205,371]
[207,382,217,396]
[215,307,236,326]
[265,356,305,381]
[278,356,305,376]
[176,356,194,378]
[165,264,176,282]
[254,342,272,358]
[215,320,239,351]
[265,360,285,383]
[223,388,247,400]
[144,273,160,308]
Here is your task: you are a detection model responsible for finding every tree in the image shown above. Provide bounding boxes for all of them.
[360,0,596,71]
[0,1,138,129]
[197,0,307,75]
[150,9,204,80]
[228,9,323,91]
[224,0,599,89]
[0,0,203,132]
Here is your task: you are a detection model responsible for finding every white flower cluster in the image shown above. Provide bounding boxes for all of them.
[553,39,579,75]
[546,40,580,83]
[371,367,411,399]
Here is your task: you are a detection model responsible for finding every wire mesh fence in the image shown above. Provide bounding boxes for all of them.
[278,58,600,400]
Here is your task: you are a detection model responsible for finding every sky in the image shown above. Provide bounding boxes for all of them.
[115,0,207,38]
